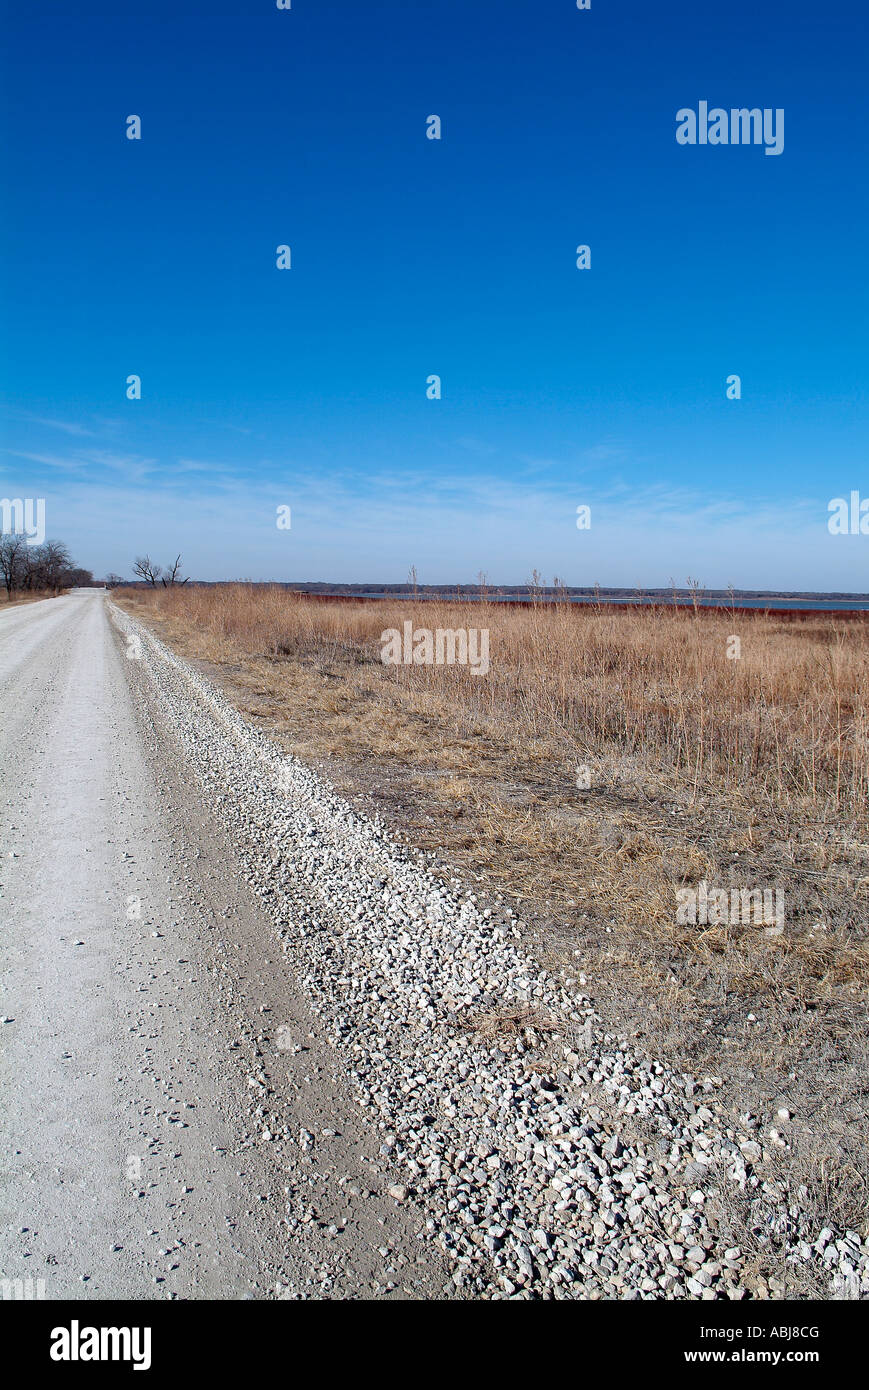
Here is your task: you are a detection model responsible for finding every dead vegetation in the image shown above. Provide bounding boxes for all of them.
[1,589,64,608]
[115,583,869,1235]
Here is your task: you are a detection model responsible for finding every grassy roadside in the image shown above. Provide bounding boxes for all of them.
[115,584,869,1244]
[1,590,62,609]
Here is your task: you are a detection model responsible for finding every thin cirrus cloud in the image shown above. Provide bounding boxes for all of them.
[42,472,838,588]
[0,418,842,587]
[3,449,92,472]
[3,446,158,480]
[14,414,99,438]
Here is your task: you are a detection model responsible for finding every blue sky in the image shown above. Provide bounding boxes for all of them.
[1,0,867,589]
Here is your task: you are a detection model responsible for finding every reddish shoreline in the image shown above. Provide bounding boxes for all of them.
[290,593,869,620]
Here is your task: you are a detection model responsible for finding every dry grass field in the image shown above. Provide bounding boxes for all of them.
[117,583,869,1241]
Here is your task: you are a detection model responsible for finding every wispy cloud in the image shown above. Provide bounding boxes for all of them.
[3,448,90,472]
[1,422,849,589]
[583,441,629,464]
[175,458,239,475]
[456,436,498,458]
[15,413,98,438]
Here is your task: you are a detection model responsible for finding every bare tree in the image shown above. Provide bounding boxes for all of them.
[1,535,86,597]
[0,533,26,598]
[40,540,72,594]
[160,554,189,587]
[105,573,124,589]
[133,555,161,586]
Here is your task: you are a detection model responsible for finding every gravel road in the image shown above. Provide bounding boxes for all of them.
[0,591,448,1300]
[2,591,867,1300]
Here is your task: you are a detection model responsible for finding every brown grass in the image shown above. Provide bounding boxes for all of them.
[121,582,869,821]
[115,583,869,1238]
[2,589,61,608]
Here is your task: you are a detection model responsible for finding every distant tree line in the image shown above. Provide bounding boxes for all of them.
[0,535,93,599]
